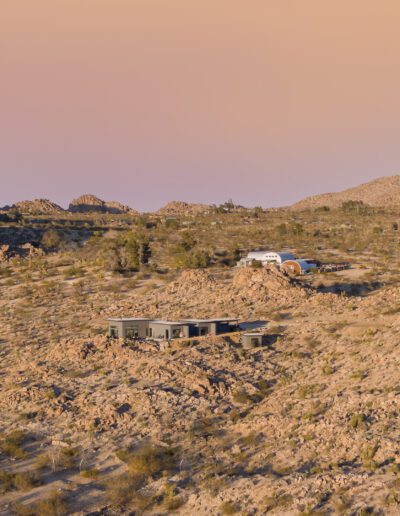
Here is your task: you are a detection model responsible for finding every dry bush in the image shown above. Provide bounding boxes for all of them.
[0,430,27,459]
[0,471,39,495]
[104,472,153,510]
[126,444,179,478]
[161,483,185,511]
[220,501,240,514]
[80,468,100,479]
[35,447,79,472]
[11,490,68,516]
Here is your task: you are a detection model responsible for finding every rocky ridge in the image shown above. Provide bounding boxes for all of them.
[292,174,400,210]
[9,199,64,215]
[68,194,138,214]
[156,201,211,216]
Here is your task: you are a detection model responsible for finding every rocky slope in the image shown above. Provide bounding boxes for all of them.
[157,201,211,216]
[292,174,400,210]
[10,199,64,215]
[1,264,399,515]
[106,267,330,321]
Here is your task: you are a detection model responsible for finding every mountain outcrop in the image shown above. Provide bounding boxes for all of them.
[292,174,400,210]
[11,199,64,215]
[157,200,211,216]
[68,194,138,214]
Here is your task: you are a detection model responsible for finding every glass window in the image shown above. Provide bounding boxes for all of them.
[172,328,181,338]
[125,326,139,339]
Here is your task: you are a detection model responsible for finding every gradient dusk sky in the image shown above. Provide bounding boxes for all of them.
[2,1,400,211]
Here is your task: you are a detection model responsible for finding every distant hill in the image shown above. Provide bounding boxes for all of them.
[292,175,400,210]
[68,194,138,214]
[11,199,64,215]
[156,201,212,216]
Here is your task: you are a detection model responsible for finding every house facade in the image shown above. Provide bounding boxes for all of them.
[107,317,239,340]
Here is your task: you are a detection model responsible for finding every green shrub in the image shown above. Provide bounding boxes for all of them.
[350,413,365,429]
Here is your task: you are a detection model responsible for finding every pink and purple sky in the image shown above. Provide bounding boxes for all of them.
[2,1,400,211]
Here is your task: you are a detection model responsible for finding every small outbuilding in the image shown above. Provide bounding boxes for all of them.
[281,259,318,276]
[241,333,264,349]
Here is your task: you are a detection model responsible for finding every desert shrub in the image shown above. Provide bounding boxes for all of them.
[181,249,211,269]
[80,468,100,479]
[232,389,253,405]
[0,468,39,495]
[360,445,379,472]
[13,471,41,491]
[35,447,78,472]
[297,384,322,399]
[350,369,368,381]
[0,471,15,494]
[331,494,352,513]
[127,444,179,478]
[322,363,335,375]
[0,430,27,459]
[220,501,239,514]
[263,491,294,511]
[161,483,185,511]
[105,473,150,507]
[41,229,64,250]
[12,490,69,516]
[350,413,365,430]
[63,265,85,279]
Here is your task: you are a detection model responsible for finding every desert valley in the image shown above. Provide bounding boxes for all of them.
[1,176,400,515]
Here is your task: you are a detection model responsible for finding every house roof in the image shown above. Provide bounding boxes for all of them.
[247,251,294,260]
[150,320,187,326]
[181,318,238,323]
[107,317,151,322]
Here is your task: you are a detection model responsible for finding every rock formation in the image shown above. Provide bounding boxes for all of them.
[68,194,138,214]
[11,199,64,215]
[292,174,400,209]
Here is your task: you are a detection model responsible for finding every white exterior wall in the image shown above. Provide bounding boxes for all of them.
[246,251,294,264]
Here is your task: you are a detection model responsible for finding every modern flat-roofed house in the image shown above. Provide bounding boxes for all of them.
[107,318,151,339]
[148,321,191,340]
[237,250,295,267]
[108,317,239,341]
[181,318,239,336]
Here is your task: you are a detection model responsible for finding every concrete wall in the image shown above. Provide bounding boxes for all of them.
[149,323,190,340]
[242,334,263,349]
[108,320,150,339]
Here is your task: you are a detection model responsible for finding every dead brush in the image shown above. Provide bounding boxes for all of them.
[116,443,180,479]
[0,470,41,494]
[0,430,27,460]
[11,489,69,516]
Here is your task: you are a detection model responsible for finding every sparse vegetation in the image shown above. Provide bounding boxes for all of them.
[1,193,400,514]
